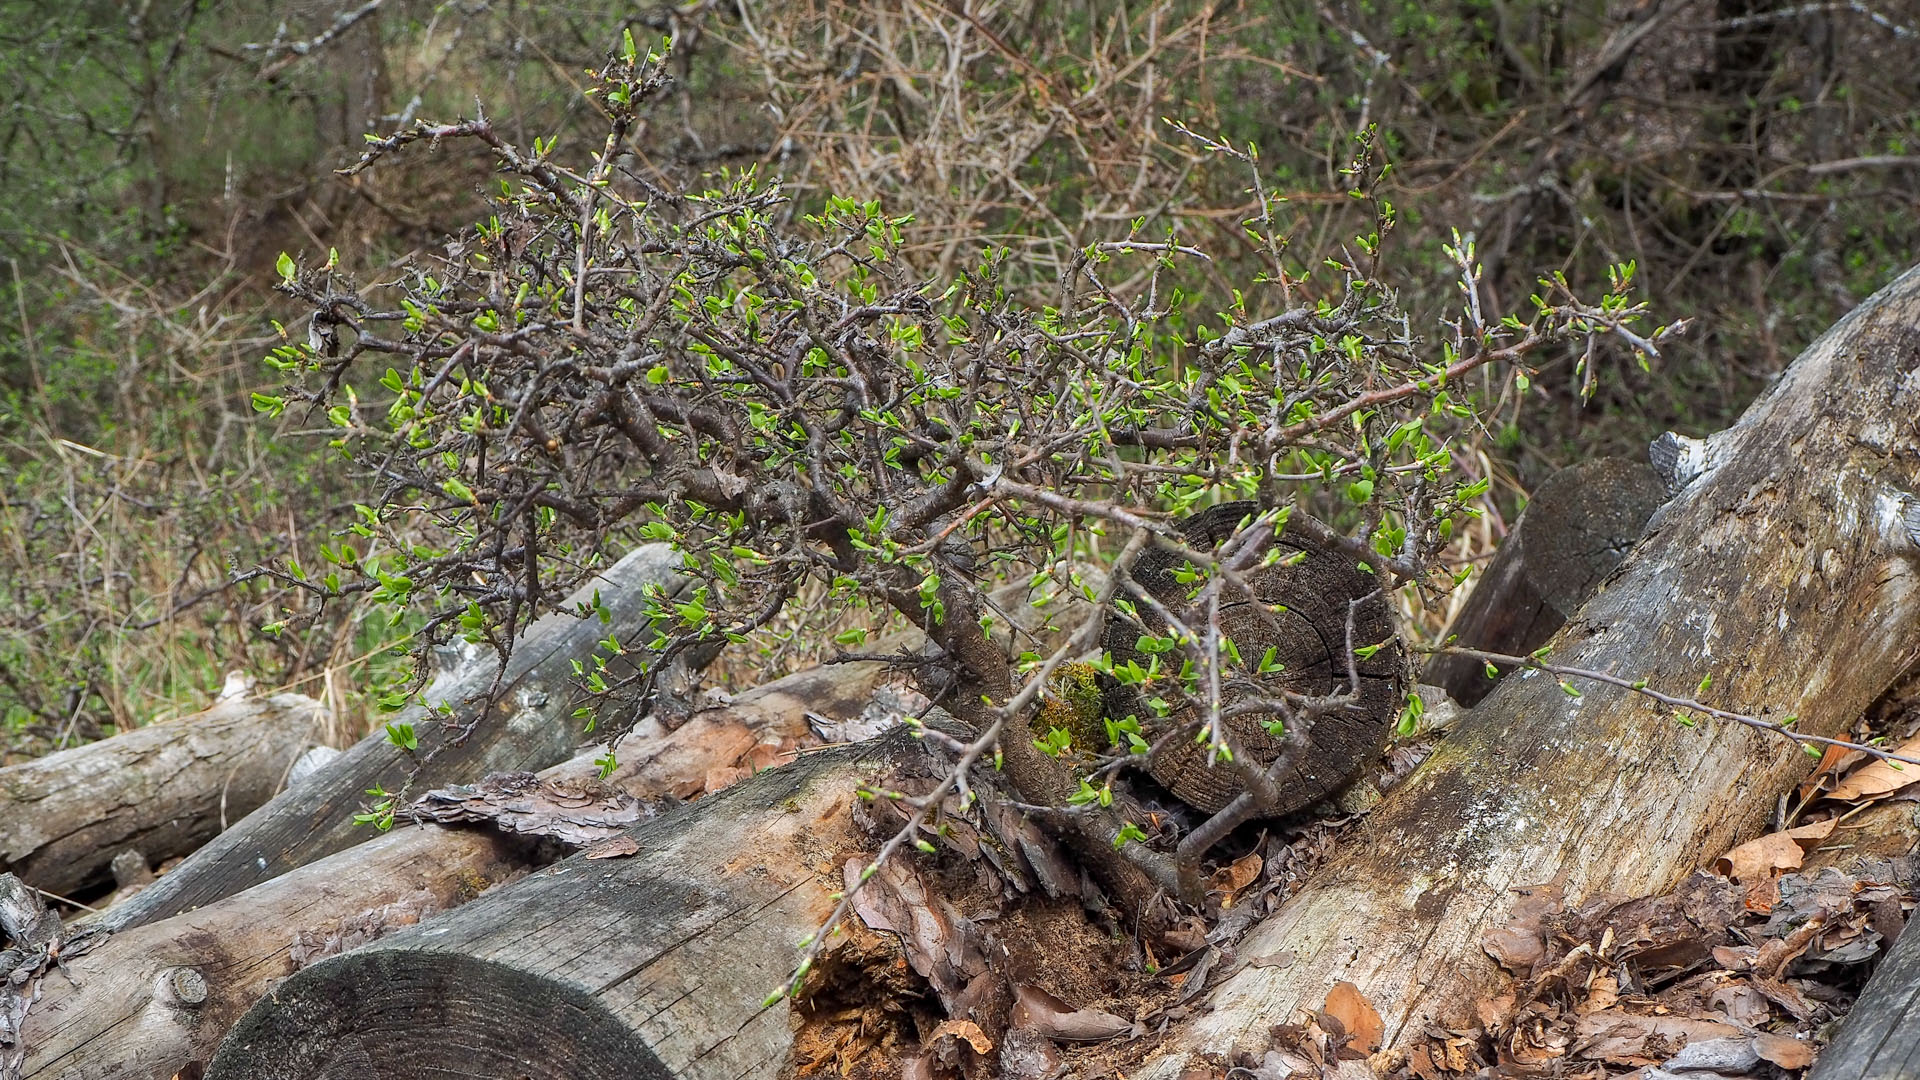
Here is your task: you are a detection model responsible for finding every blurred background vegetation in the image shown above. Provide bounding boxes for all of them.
[3,0,1915,759]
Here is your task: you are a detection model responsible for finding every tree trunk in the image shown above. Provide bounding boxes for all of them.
[0,689,328,899]
[202,735,916,1080]
[19,649,917,1080]
[96,544,686,933]
[1131,266,1920,1072]
[1423,457,1667,705]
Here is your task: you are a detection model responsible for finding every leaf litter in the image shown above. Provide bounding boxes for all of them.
[784,751,1373,1080]
[1376,852,1914,1080]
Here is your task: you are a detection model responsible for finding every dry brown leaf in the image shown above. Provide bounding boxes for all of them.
[1482,880,1565,974]
[1578,974,1620,1014]
[1483,924,1544,974]
[1573,1012,1739,1065]
[1210,851,1263,908]
[1751,974,1817,1020]
[844,857,982,1004]
[1715,818,1836,882]
[1476,991,1516,1033]
[1799,743,1866,801]
[582,835,640,859]
[1011,983,1132,1042]
[1323,981,1384,1055]
[1827,735,1920,802]
[1754,1032,1815,1069]
[928,1018,994,1054]
[1711,944,1757,970]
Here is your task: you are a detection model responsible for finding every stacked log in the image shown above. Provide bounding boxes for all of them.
[0,686,328,899]
[98,544,687,932]
[15,267,1920,1079]
[19,629,928,1078]
[203,737,908,1080]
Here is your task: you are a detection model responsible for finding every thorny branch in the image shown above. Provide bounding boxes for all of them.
[261,37,1682,997]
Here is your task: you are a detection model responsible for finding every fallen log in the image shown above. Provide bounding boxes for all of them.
[17,647,922,1080]
[19,825,538,1080]
[202,734,912,1080]
[1131,265,1920,1071]
[0,683,328,899]
[1424,457,1667,705]
[96,544,687,932]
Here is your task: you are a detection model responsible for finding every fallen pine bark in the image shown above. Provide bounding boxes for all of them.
[17,645,925,1080]
[0,684,328,899]
[96,543,687,933]
[1128,266,1920,1073]
[201,733,914,1080]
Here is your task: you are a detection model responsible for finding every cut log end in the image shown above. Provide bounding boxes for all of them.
[206,952,670,1080]
[1105,500,1404,816]
[1423,457,1665,706]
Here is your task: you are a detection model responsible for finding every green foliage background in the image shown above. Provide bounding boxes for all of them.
[2,0,1915,755]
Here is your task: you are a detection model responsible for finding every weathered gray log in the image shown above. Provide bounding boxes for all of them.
[18,648,920,1080]
[1806,886,1920,1080]
[0,688,328,898]
[1133,265,1920,1072]
[19,825,537,1080]
[1423,457,1667,705]
[97,544,686,932]
[204,735,914,1080]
